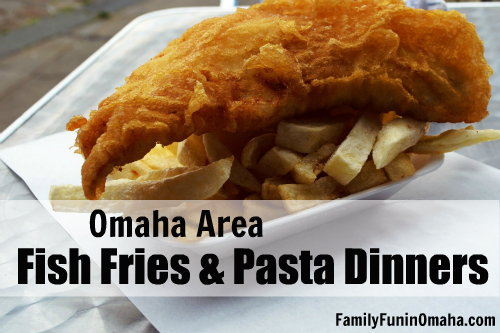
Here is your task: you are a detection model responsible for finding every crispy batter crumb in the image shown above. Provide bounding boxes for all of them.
[67,115,87,131]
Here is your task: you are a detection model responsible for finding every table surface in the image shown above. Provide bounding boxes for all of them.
[1,4,500,333]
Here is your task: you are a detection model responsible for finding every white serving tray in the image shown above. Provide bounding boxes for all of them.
[158,154,444,257]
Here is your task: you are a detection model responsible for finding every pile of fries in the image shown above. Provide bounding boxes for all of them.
[50,108,500,204]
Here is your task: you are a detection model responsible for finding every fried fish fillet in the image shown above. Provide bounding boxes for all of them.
[69,0,492,199]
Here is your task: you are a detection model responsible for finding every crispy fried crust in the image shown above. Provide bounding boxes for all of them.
[71,0,492,199]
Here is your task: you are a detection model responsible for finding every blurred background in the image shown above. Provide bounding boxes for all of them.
[0,0,496,133]
[0,0,262,133]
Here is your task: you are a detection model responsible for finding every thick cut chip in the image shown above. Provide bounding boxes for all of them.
[50,158,233,200]
[50,179,136,201]
[276,116,349,153]
[262,175,294,200]
[110,143,181,180]
[279,176,341,200]
[372,118,429,168]
[345,160,388,194]
[256,146,303,178]
[384,153,416,181]
[208,189,230,200]
[408,153,431,171]
[241,133,276,169]
[137,166,201,181]
[245,193,263,200]
[214,130,275,160]
[223,182,241,196]
[166,142,178,155]
[49,182,103,200]
[323,112,382,185]
[207,182,241,200]
[279,177,342,213]
[203,133,262,193]
[103,157,233,200]
[108,160,152,180]
[208,182,234,200]
[408,126,500,154]
[208,183,240,200]
[177,135,207,166]
[141,144,182,170]
[291,143,336,184]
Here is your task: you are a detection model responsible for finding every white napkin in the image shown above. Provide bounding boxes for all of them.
[1,131,499,331]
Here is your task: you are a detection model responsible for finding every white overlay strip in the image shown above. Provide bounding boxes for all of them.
[1,200,498,297]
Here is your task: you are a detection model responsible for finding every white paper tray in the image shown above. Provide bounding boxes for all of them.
[157,154,444,257]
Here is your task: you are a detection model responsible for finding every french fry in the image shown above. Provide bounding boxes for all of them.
[245,193,263,200]
[137,166,201,181]
[49,182,104,200]
[408,126,500,154]
[207,189,230,200]
[207,183,242,200]
[100,157,233,200]
[223,182,241,197]
[291,143,336,184]
[110,143,182,180]
[241,133,276,169]
[214,130,274,159]
[57,103,500,209]
[108,160,152,180]
[262,175,294,200]
[166,142,179,155]
[256,146,303,178]
[279,176,341,200]
[203,133,262,193]
[207,182,241,200]
[408,153,431,171]
[276,116,349,153]
[141,144,182,170]
[372,118,429,168]
[384,153,416,181]
[345,160,388,194]
[177,135,207,166]
[279,177,342,213]
[49,157,233,201]
[323,112,382,185]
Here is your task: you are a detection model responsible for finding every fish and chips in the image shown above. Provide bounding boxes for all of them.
[53,0,499,213]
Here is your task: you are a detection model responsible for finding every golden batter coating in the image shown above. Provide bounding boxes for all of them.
[70,0,492,199]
